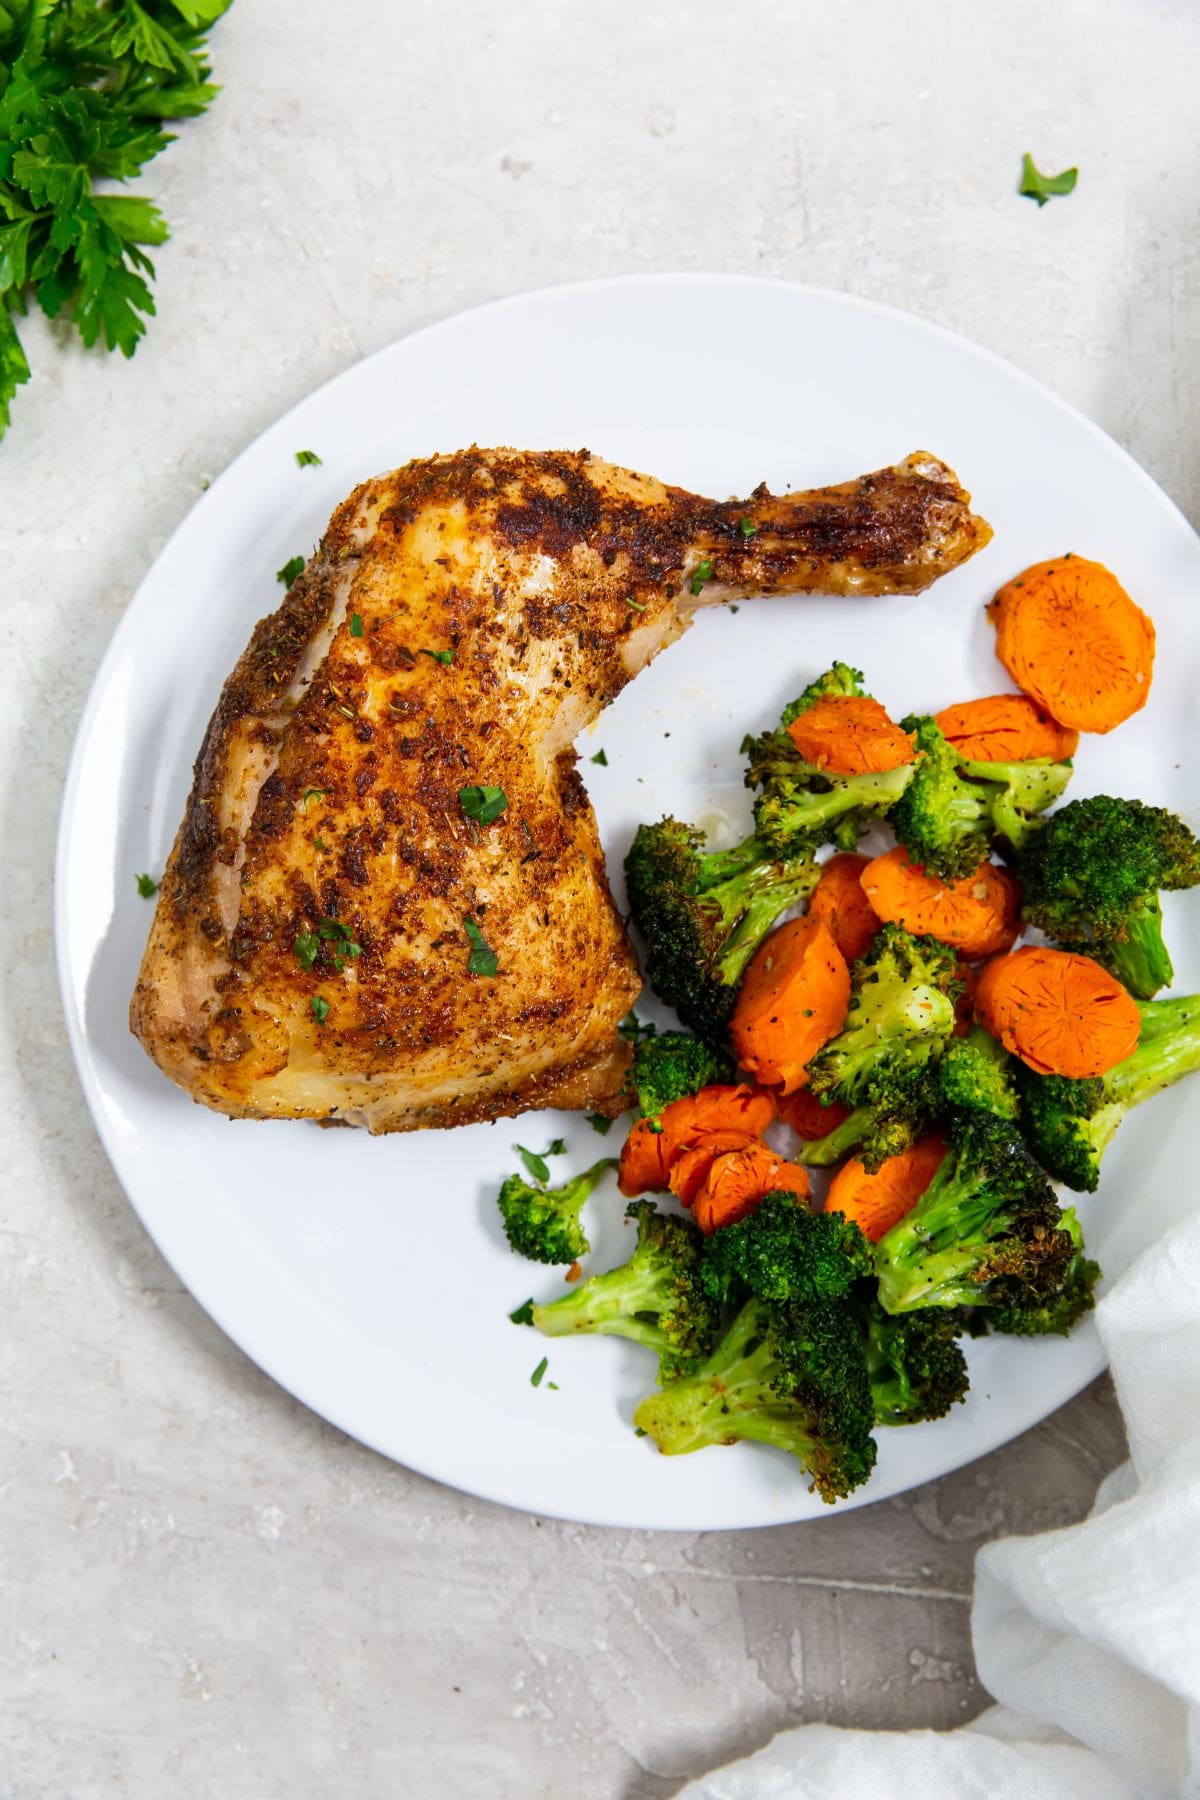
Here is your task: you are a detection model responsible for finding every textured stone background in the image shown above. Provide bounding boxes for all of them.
[2,0,1195,1792]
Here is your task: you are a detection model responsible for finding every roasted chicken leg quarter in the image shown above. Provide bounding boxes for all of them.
[131,448,992,1132]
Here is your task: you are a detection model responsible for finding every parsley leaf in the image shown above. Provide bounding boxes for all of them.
[1019,153,1078,207]
[277,555,305,586]
[349,612,364,638]
[739,517,757,537]
[618,1012,657,1044]
[420,647,454,665]
[295,931,320,970]
[689,558,714,597]
[295,449,322,467]
[530,1357,549,1388]
[625,596,647,612]
[590,748,608,766]
[509,1297,535,1326]
[310,995,330,1026]
[587,1113,614,1135]
[464,917,498,977]
[301,787,330,810]
[0,0,231,440]
[515,1143,551,1183]
[135,872,158,898]
[459,784,508,824]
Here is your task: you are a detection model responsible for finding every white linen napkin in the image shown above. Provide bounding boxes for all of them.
[680,1213,1200,1800]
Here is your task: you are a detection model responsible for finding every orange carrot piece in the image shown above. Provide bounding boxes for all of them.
[935,694,1079,763]
[786,695,916,775]
[973,946,1141,1078]
[807,852,882,962]
[861,847,1020,960]
[730,915,850,1095]
[987,557,1155,734]
[825,1136,947,1243]
[775,1085,853,1140]
[616,1084,777,1197]
[691,1143,811,1235]
[668,1134,766,1207]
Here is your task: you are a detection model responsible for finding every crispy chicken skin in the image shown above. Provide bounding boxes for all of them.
[131,447,991,1132]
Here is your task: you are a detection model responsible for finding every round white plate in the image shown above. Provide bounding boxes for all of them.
[57,275,1200,1529]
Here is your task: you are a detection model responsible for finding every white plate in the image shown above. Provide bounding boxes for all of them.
[56,275,1200,1529]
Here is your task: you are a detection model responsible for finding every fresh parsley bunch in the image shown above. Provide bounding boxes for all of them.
[0,0,232,438]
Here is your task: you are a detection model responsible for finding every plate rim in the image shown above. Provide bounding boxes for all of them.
[55,271,1196,1528]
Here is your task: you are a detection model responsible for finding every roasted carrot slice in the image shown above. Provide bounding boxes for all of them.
[668,1134,764,1206]
[807,852,882,962]
[861,847,1020,960]
[786,694,916,774]
[935,693,1079,763]
[691,1143,811,1235]
[825,1136,947,1243]
[973,945,1141,1077]
[730,915,851,1094]
[775,1085,853,1139]
[987,557,1155,734]
[616,1084,777,1196]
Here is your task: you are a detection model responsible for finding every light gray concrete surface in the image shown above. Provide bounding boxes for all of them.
[2,0,1195,1792]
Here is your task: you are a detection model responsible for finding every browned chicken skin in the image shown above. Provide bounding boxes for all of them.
[131,448,991,1132]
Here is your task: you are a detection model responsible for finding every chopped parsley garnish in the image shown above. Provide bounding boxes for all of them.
[530,1357,549,1388]
[313,835,327,852]
[625,596,647,612]
[1019,153,1078,207]
[509,1298,535,1326]
[618,1011,657,1044]
[135,873,158,899]
[350,612,364,638]
[277,555,306,586]
[421,647,454,665]
[295,931,320,970]
[689,558,714,597]
[459,784,508,824]
[464,917,498,977]
[301,787,331,810]
[590,748,608,766]
[296,917,361,972]
[587,1113,614,1135]
[295,449,323,467]
[739,517,757,537]
[310,995,330,1026]
[514,1139,567,1184]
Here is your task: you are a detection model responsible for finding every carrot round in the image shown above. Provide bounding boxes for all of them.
[775,1085,853,1140]
[987,557,1155,734]
[973,946,1141,1078]
[730,915,850,1094]
[861,847,1020,960]
[691,1143,811,1235]
[807,852,882,962]
[935,694,1079,763]
[668,1134,766,1207]
[825,1136,947,1243]
[786,695,916,774]
[617,1084,776,1196]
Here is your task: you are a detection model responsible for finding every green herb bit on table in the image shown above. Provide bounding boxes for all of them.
[1019,153,1078,206]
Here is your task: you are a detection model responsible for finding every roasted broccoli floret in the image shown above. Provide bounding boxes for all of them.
[530,1201,720,1380]
[1017,994,1200,1191]
[984,1207,1100,1336]
[497,1157,616,1264]
[859,1296,970,1425]
[699,1189,873,1307]
[634,1293,877,1503]
[932,1024,1020,1123]
[890,715,1072,880]
[805,925,961,1169]
[873,1114,1076,1315]
[1015,795,1200,998]
[624,817,818,1041]
[630,1029,735,1128]
[744,664,916,855]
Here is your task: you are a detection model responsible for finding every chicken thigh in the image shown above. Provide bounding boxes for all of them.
[131,448,991,1132]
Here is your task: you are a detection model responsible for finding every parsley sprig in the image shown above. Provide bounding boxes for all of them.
[0,0,232,439]
[295,916,362,973]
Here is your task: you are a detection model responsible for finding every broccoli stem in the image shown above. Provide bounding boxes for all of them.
[633,1300,810,1457]
[875,1178,1013,1313]
[532,1260,680,1358]
[1107,894,1174,999]
[1110,996,1200,1108]
[791,1107,871,1167]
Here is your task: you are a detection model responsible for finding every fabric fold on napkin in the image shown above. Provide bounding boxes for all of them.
[681,1213,1200,1800]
